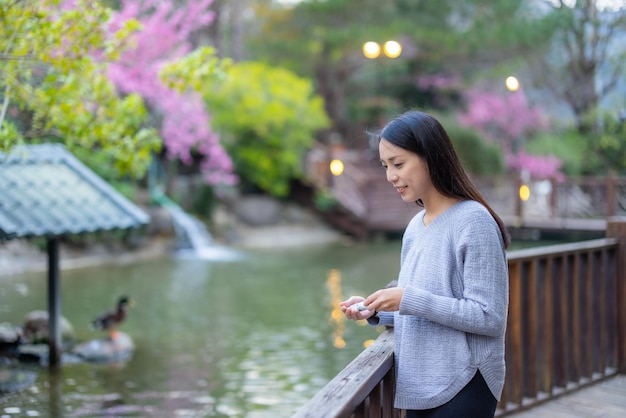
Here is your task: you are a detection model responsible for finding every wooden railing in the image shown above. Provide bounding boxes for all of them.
[291,329,397,418]
[500,234,622,414]
[474,175,626,230]
[292,218,626,417]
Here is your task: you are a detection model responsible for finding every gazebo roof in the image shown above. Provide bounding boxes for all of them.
[0,144,149,240]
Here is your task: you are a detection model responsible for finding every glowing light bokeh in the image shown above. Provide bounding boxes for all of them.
[363,40,402,59]
[506,76,520,92]
[330,159,344,176]
[362,41,381,59]
[383,40,402,58]
[519,184,531,201]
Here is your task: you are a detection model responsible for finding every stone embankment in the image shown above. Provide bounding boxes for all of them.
[0,197,344,277]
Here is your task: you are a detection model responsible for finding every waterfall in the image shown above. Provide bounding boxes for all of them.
[169,206,213,250]
[168,206,242,261]
[151,188,242,261]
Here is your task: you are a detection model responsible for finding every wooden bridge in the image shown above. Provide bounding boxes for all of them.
[302,147,626,239]
[291,218,626,417]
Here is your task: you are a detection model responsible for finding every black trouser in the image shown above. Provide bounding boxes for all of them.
[405,370,497,418]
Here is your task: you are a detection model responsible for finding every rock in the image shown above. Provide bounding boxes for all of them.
[17,344,84,365]
[72,332,134,363]
[22,310,76,350]
[234,195,281,226]
[146,206,175,236]
[0,323,22,358]
[0,323,21,344]
[16,343,50,364]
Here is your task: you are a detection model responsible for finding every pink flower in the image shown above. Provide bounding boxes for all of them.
[106,0,235,186]
[457,86,561,179]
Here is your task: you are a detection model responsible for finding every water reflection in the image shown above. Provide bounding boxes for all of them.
[326,269,347,349]
[1,241,394,417]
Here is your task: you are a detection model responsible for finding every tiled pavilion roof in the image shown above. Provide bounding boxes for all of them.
[0,144,149,240]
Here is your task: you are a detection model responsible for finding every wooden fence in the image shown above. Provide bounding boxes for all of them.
[291,218,626,418]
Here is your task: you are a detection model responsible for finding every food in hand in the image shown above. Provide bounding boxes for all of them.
[353,302,367,311]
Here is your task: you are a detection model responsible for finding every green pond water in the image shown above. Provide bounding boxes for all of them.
[0,238,566,417]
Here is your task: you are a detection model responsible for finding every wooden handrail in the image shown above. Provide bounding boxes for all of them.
[291,329,396,418]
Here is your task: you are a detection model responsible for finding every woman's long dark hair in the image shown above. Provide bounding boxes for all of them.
[379,110,511,248]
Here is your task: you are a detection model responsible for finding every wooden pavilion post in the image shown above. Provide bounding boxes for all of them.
[606,217,626,373]
[47,237,61,367]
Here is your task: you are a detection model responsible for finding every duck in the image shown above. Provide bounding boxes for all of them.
[90,296,133,340]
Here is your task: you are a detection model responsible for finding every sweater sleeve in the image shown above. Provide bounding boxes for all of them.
[367,311,394,327]
[400,210,508,337]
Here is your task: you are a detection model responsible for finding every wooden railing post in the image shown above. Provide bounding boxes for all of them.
[606,216,626,373]
[607,174,617,217]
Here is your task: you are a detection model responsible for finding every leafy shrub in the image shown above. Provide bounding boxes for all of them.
[441,119,505,176]
[313,189,338,212]
[524,131,587,176]
[204,62,330,197]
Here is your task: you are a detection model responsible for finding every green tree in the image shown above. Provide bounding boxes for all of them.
[0,0,161,177]
[246,1,560,142]
[203,61,330,197]
[589,111,626,174]
[440,118,505,176]
[526,0,626,133]
[494,0,626,175]
[247,0,406,141]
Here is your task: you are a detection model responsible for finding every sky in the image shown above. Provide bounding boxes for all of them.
[277,0,625,10]
[551,0,626,10]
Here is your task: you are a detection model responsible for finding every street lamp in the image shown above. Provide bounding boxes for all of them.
[383,40,402,58]
[519,184,530,202]
[362,41,381,59]
[505,75,520,92]
[506,75,528,224]
[362,40,402,59]
[360,40,403,148]
[329,159,344,176]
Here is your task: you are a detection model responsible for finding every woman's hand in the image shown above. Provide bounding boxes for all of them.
[364,287,404,313]
[340,296,376,320]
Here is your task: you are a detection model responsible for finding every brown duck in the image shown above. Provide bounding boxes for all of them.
[90,296,133,339]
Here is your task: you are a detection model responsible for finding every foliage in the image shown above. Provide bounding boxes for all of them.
[109,0,236,186]
[190,184,219,220]
[440,119,505,176]
[457,86,562,178]
[458,87,549,147]
[527,0,626,133]
[527,111,626,176]
[0,0,160,178]
[588,110,626,174]
[204,61,330,197]
[244,0,626,172]
[313,189,338,212]
[507,151,563,181]
[246,1,562,141]
[524,131,586,176]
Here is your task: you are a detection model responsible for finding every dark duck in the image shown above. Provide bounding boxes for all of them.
[91,296,133,340]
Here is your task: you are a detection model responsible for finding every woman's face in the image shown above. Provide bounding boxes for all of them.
[379,138,432,203]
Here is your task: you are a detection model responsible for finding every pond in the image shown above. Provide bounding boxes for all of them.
[0,240,405,417]
[0,237,566,417]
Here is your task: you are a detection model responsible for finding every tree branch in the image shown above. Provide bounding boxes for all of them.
[0,84,11,131]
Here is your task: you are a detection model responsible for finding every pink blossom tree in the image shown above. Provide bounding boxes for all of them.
[107,0,236,186]
[457,87,561,179]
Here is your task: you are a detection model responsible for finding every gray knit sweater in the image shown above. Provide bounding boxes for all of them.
[372,200,508,410]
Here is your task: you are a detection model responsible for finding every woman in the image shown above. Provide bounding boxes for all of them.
[341,110,510,418]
